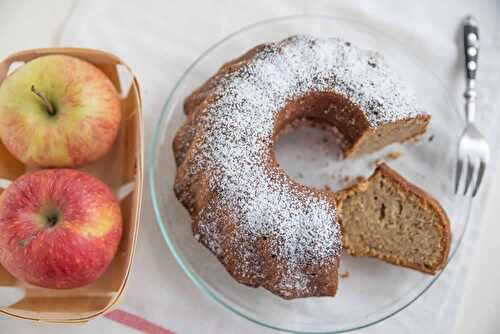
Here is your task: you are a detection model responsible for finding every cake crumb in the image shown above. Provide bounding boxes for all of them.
[322,136,329,143]
[340,271,350,279]
[408,135,423,143]
[373,151,400,166]
[428,135,434,142]
[298,172,304,179]
[323,185,332,192]
[339,175,365,188]
[385,151,402,160]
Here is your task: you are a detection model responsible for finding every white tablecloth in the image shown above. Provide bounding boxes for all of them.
[3,0,500,333]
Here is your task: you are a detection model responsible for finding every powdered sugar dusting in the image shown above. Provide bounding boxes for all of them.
[178,35,424,296]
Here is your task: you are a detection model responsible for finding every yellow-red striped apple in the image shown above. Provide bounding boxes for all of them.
[0,55,121,167]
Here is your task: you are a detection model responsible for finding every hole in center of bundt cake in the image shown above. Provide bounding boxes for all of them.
[274,125,341,187]
[273,91,364,189]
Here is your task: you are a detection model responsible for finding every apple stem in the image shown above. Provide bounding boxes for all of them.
[31,85,56,116]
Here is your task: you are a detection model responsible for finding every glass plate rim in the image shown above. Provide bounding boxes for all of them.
[149,14,472,334]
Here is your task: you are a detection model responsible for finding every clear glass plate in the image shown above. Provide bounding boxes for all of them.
[150,15,471,333]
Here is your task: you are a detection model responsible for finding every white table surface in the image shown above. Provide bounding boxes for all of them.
[0,1,499,333]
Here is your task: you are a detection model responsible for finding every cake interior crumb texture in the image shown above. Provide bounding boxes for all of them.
[337,164,450,274]
[345,116,428,157]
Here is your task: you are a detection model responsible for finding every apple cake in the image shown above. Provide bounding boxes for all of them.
[172,35,449,299]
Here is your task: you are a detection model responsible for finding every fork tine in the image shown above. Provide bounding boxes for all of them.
[472,160,486,197]
[463,159,475,195]
[455,158,463,194]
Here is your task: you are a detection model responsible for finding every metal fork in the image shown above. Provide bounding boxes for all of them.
[455,15,489,197]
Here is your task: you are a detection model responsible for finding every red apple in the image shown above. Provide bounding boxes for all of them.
[0,55,121,167]
[0,169,122,289]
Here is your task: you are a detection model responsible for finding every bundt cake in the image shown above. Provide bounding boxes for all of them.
[173,35,448,299]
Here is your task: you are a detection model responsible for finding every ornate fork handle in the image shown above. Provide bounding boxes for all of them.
[463,16,479,124]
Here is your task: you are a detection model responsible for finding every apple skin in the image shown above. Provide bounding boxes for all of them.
[0,55,121,167]
[0,169,122,289]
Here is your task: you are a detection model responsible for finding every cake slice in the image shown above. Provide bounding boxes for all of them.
[336,163,450,274]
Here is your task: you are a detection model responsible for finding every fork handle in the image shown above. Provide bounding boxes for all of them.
[463,16,479,123]
[463,16,479,81]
